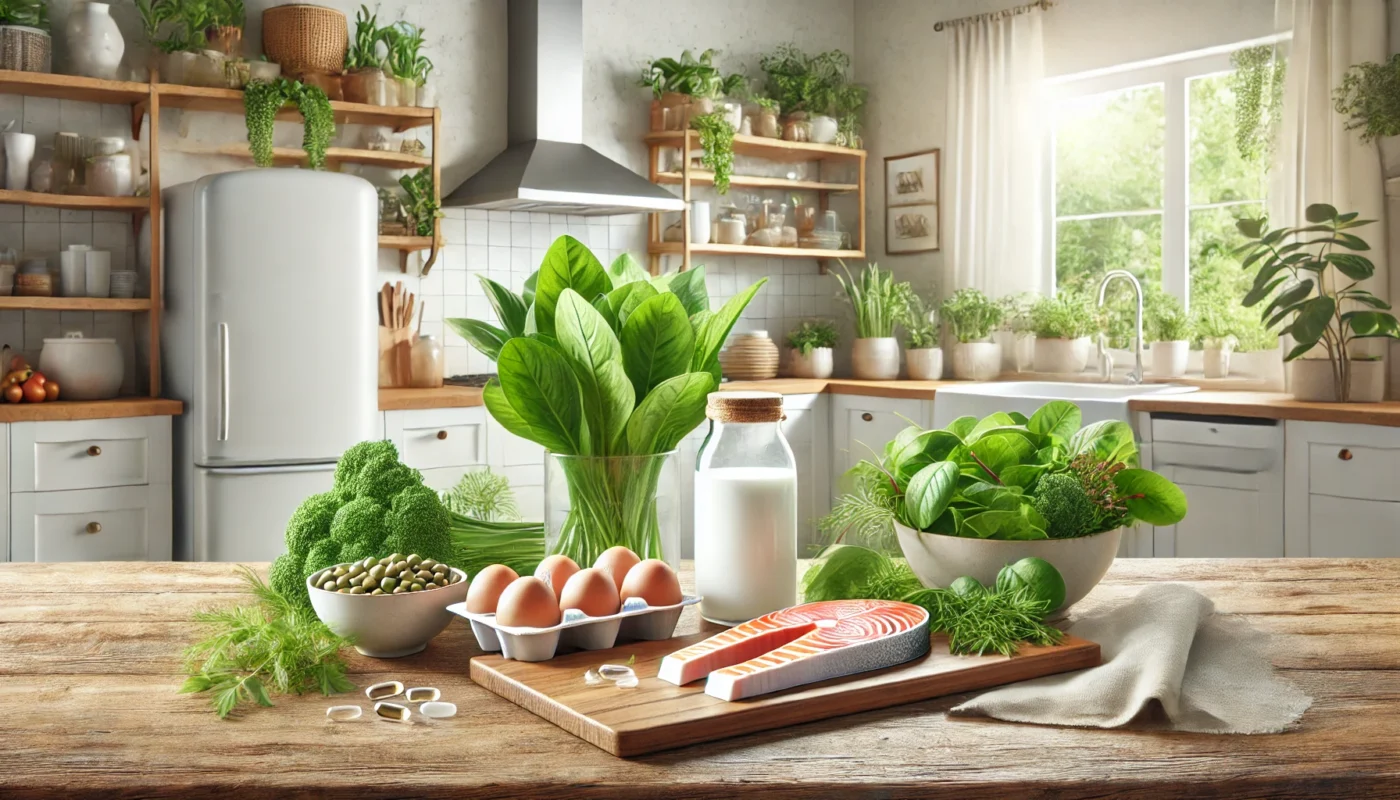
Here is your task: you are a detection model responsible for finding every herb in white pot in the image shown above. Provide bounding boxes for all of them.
[1029,293,1095,374]
[939,288,1002,381]
[832,261,912,380]
[1146,293,1192,378]
[785,319,837,379]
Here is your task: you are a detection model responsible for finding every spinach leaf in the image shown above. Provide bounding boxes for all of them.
[691,278,769,377]
[667,265,710,317]
[478,275,529,338]
[965,434,1037,482]
[890,429,964,483]
[448,318,509,361]
[608,252,650,288]
[534,235,610,337]
[495,337,586,455]
[625,372,715,454]
[905,461,959,529]
[1028,400,1081,442]
[968,412,1017,441]
[945,415,979,440]
[554,289,635,455]
[609,280,659,329]
[621,293,695,398]
[1114,468,1188,525]
[963,508,1047,540]
[1069,419,1139,466]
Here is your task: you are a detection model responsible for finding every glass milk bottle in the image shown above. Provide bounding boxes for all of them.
[694,391,798,625]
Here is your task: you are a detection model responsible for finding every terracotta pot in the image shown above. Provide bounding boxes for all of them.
[951,341,1001,381]
[906,348,944,380]
[851,337,900,380]
[1151,340,1189,378]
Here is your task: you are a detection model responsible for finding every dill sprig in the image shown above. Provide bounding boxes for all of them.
[180,566,355,718]
[819,461,900,552]
[443,467,520,522]
[905,587,1062,657]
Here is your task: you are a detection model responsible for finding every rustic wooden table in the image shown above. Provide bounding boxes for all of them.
[2,559,1397,799]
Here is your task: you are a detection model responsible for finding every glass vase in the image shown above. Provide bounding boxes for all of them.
[544,451,680,568]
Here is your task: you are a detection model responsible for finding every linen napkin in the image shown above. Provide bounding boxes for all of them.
[949,583,1312,733]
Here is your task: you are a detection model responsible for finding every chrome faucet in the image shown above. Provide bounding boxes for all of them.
[1096,270,1144,385]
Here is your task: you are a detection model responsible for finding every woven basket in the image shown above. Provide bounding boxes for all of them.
[719,332,780,381]
[0,26,50,73]
[262,4,346,77]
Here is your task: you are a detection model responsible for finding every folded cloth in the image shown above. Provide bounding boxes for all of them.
[950,583,1311,733]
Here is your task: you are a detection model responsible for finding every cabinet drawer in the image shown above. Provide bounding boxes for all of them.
[11,485,172,562]
[1308,442,1400,501]
[12,418,170,493]
[1151,417,1279,449]
[386,407,487,472]
[1307,494,1400,557]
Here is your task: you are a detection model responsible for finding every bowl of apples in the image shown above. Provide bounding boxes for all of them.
[0,350,59,404]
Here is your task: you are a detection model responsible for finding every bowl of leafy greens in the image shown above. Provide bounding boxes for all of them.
[830,400,1186,610]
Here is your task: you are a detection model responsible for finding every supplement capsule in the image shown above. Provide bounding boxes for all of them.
[365,681,404,701]
[374,702,410,722]
[420,701,457,719]
[326,705,362,721]
[405,687,440,703]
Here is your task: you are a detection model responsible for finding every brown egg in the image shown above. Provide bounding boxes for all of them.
[593,546,640,593]
[533,554,580,602]
[495,576,562,628]
[465,564,518,614]
[620,559,682,607]
[558,568,621,617]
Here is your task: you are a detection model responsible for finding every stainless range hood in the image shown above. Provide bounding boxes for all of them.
[441,0,684,216]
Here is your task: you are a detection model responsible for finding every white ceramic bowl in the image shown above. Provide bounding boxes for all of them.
[308,565,468,658]
[895,522,1122,611]
[39,332,123,400]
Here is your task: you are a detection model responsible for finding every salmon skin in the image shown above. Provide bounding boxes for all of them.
[657,600,931,701]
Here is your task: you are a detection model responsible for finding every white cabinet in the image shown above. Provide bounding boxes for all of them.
[830,395,932,497]
[1285,421,1400,557]
[385,406,488,492]
[12,485,171,562]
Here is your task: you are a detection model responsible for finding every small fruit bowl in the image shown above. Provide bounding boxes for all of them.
[307,561,468,658]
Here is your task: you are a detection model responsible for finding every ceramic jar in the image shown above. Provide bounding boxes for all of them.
[852,337,900,380]
[1033,337,1091,374]
[951,342,1001,381]
[65,2,125,80]
[1151,341,1190,378]
[719,332,780,381]
[3,132,34,191]
[809,114,838,144]
[906,348,944,380]
[41,332,123,399]
[787,347,833,379]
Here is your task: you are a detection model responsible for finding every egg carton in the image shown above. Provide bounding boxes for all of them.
[446,595,701,662]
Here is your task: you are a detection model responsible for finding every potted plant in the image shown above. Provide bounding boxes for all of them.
[1029,293,1096,374]
[747,94,781,139]
[399,168,440,237]
[639,49,742,132]
[1237,205,1398,402]
[1191,297,1238,379]
[1145,293,1193,378]
[244,77,335,169]
[785,320,837,379]
[939,288,1003,381]
[1333,54,1400,172]
[204,0,243,56]
[832,261,912,381]
[0,0,48,73]
[903,293,942,380]
[341,5,396,105]
[995,292,1037,374]
[384,20,430,107]
[759,44,863,144]
[1231,319,1282,384]
[689,110,734,194]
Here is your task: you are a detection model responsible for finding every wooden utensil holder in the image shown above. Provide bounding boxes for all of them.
[378,326,414,388]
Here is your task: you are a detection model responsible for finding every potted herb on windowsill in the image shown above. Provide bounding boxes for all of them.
[1237,205,1398,403]
[833,261,912,381]
[785,320,837,379]
[1146,293,1193,378]
[939,288,1003,381]
[1334,54,1400,174]
[1030,293,1096,374]
[995,292,1037,374]
[903,293,942,380]
[1191,297,1239,379]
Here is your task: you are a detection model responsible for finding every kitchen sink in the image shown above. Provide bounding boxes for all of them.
[932,381,1199,429]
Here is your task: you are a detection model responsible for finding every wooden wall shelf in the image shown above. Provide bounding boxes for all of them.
[378,235,437,251]
[0,190,149,212]
[648,241,864,260]
[171,143,431,170]
[0,296,150,311]
[138,83,436,133]
[654,172,858,193]
[0,70,148,104]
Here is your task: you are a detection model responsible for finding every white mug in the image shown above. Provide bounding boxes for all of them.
[690,201,712,245]
[84,250,111,297]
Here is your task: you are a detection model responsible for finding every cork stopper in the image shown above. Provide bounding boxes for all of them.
[707,391,784,423]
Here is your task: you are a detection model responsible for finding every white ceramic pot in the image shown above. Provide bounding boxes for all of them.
[787,347,833,379]
[994,330,1035,373]
[950,341,1001,381]
[65,1,125,80]
[895,522,1122,612]
[39,331,123,399]
[1151,340,1189,378]
[906,347,943,380]
[3,132,34,191]
[808,114,839,144]
[1033,337,1089,374]
[1291,358,1385,402]
[308,566,468,657]
[1203,347,1231,379]
[851,337,900,380]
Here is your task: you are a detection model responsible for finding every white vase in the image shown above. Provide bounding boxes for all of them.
[1291,358,1386,402]
[65,2,124,80]
[1151,340,1189,378]
[1203,347,1232,379]
[3,132,34,191]
[787,347,833,379]
[951,341,1001,381]
[808,114,838,144]
[690,201,711,245]
[851,337,900,380]
[906,348,943,380]
[994,330,1035,373]
[1033,337,1088,374]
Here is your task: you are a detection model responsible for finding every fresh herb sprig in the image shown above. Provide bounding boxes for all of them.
[181,567,355,719]
[443,467,519,522]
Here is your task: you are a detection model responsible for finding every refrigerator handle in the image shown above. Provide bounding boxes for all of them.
[217,322,230,442]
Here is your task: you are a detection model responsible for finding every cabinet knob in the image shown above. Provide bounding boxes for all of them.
[85,522,102,534]
[87,445,101,457]
[861,413,874,422]
[1339,448,1353,461]
[436,430,448,440]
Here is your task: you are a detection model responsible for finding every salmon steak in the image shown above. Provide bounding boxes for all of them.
[657,600,931,701]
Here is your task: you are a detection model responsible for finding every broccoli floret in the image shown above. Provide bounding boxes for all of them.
[284,491,340,555]
[304,538,344,576]
[351,452,424,506]
[1031,473,1098,539]
[329,496,390,552]
[381,483,454,565]
[269,552,308,606]
[333,439,399,493]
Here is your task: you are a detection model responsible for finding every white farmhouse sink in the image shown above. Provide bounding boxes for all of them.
[932,381,1198,429]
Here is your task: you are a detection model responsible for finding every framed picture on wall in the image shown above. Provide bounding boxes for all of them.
[884,149,939,254]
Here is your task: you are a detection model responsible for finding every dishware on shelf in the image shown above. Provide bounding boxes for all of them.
[59,249,86,296]
[715,210,746,244]
[39,331,124,400]
[108,269,137,298]
[690,201,711,245]
[28,145,53,193]
[90,136,124,157]
[3,131,35,191]
[0,261,15,296]
[64,1,125,80]
[84,250,111,297]
[53,132,83,193]
[87,152,132,197]
[16,257,51,296]
[410,331,443,388]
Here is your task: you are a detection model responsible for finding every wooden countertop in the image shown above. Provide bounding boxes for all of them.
[1126,390,1400,425]
[3,558,1396,798]
[0,396,182,422]
[378,386,483,410]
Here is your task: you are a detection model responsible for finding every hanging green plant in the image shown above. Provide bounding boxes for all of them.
[243,78,336,170]
[689,111,734,194]
[1229,45,1285,161]
[1333,53,1400,143]
[399,168,441,237]
[243,79,283,168]
[291,82,335,170]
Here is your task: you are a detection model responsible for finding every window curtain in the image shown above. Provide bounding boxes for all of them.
[943,7,1049,298]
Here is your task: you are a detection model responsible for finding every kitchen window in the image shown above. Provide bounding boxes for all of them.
[1048,38,1284,345]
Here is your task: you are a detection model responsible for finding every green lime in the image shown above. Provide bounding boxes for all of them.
[949,576,987,598]
[995,557,1066,612]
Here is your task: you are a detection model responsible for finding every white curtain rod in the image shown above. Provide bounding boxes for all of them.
[934,0,1054,32]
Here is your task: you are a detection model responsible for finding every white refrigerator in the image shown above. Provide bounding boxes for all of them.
[164,171,378,562]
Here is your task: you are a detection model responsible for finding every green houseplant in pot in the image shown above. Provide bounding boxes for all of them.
[384,20,432,107]
[939,288,1002,381]
[1145,292,1193,378]
[826,400,1186,611]
[639,48,743,131]
[448,237,766,566]
[995,292,1037,374]
[785,319,838,379]
[1237,205,1397,402]
[758,44,862,144]
[1030,292,1096,374]
[0,0,49,73]
[903,293,942,380]
[832,261,912,380]
[1191,295,1240,379]
[1333,53,1400,170]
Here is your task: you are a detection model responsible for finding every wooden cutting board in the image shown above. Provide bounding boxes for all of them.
[470,631,1100,757]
